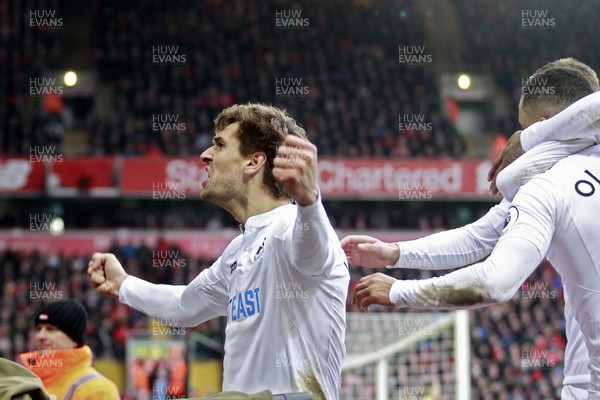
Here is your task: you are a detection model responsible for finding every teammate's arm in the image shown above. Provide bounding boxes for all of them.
[488,91,600,194]
[495,139,596,201]
[354,177,557,310]
[342,200,508,270]
[520,91,600,151]
[88,252,229,326]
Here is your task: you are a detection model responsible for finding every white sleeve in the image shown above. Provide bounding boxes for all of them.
[521,91,600,151]
[391,200,509,270]
[496,139,595,201]
[286,192,345,276]
[389,177,556,309]
[119,258,229,327]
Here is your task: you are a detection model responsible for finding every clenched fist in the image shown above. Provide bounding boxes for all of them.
[87,252,129,298]
[353,272,396,310]
[273,135,319,207]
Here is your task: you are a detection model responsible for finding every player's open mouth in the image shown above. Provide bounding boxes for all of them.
[202,167,211,188]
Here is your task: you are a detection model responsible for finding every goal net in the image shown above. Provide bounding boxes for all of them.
[341,310,470,400]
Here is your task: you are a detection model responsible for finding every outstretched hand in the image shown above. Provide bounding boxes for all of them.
[273,135,319,207]
[88,252,129,298]
[353,272,396,310]
[341,235,400,268]
[488,131,524,195]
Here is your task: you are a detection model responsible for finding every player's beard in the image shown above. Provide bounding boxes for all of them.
[200,173,243,208]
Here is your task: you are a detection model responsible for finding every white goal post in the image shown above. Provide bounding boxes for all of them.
[341,310,470,400]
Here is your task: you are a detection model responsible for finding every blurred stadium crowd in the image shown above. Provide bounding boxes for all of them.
[0,0,588,398]
[3,0,598,158]
[3,0,466,157]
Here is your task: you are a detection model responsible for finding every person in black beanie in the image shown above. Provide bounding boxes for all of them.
[19,300,120,399]
[34,299,88,349]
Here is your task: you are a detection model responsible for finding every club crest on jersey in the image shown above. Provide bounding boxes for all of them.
[254,237,266,261]
[502,206,519,233]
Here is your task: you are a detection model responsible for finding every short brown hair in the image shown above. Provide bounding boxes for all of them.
[214,103,308,199]
[522,58,598,116]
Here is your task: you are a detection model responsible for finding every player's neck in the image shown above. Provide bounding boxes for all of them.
[225,188,291,225]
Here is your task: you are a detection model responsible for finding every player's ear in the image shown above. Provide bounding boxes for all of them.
[245,152,267,177]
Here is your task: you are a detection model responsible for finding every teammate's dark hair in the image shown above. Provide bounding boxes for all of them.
[214,103,308,200]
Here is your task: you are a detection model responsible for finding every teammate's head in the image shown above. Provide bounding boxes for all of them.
[201,103,308,203]
[519,58,598,129]
[34,300,88,350]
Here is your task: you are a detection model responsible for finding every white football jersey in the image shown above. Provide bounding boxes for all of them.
[120,201,349,399]
[394,199,590,389]
[510,145,600,396]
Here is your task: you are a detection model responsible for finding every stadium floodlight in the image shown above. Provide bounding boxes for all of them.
[64,71,77,86]
[49,217,65,236]
[457,74,471,90]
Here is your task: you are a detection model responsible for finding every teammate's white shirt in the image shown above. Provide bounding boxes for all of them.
[390,199,590,390]
[498,91,600,201]
[120,200,350,400]
[390,145,600,398]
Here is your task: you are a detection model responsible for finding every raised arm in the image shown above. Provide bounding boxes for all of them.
[274,135,344,275]
[496,139,596,201]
